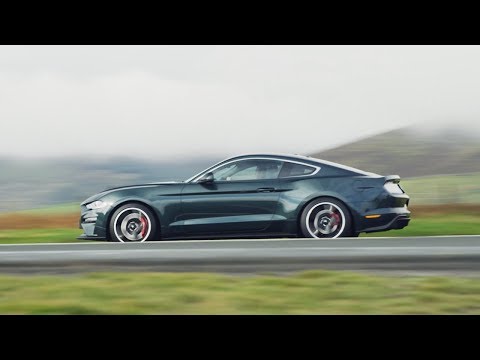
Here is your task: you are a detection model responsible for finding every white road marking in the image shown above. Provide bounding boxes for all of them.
[1,246,480,256]
[0,235,480,247]
[0,235,477,246]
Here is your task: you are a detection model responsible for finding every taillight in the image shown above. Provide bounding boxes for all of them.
[384,181,404,194]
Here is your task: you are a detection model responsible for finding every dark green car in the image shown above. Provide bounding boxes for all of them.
[78,154,410,242]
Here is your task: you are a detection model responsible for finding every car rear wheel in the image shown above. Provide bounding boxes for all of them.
[300,198,353,239]
[109,203,158,242]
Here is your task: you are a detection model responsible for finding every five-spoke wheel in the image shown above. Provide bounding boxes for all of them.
[109,203,158,242]
[300,198,352,238]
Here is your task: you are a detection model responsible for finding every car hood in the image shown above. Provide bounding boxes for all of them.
[102,181,182,192]
[80,181,183,206]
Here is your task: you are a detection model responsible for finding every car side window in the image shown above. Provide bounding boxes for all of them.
[211,159,283,181]
[278,162,316,178]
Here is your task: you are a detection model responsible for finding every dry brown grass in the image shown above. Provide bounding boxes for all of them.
[0,213,79,230]
[0,203,479,230]
[410,204,480,217]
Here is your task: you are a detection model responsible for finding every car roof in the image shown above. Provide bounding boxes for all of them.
[224,153,375,176]
[186,153,376,182]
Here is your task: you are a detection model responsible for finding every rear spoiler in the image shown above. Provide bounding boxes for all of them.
[384,175,401,184]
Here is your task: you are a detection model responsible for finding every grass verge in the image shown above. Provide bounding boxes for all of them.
[0,229,85,244]
[361,214,480,237]
[1,270,480,314]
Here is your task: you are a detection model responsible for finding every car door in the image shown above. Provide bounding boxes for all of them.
[273,160,322,219]
[179,158,283,236]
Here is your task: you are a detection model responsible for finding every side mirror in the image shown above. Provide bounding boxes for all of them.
[197,172,214,184]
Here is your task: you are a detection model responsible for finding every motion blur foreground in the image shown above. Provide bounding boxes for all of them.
[79,153,410,242]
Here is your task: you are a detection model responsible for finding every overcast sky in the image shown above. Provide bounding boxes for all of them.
[1,45,480,160]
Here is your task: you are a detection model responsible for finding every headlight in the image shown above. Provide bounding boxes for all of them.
[86,200,107,210]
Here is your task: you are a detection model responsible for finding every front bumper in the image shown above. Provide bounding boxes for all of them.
[77,233,107,241]
[78,205,108,240]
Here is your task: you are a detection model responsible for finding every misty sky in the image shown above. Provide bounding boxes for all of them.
[1,45,480,161]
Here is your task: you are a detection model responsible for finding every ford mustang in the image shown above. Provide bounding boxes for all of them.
[78,154,411,242]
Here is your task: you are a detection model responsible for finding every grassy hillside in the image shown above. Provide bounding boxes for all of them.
[0,156,217,212]
[401,173,480,204]
[311,127,480,178]
[2,125,480,212]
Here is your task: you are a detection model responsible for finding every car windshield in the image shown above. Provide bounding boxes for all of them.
[186,158,284,182]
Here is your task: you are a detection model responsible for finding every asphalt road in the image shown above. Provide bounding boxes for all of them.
[1,236,480,274]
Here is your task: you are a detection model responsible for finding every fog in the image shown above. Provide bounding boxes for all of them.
[1,45,480,160]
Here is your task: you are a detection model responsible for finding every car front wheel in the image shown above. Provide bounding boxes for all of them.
[109,203,158,242]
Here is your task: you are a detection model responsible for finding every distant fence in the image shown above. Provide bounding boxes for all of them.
[402,173,480,205]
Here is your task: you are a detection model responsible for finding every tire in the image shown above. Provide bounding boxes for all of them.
[109,203,158,242]
[299,197,353,239]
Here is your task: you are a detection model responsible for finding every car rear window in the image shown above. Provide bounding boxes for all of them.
[279,162,316,178]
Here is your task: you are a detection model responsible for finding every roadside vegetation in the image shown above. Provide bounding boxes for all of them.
[1,270,480,314]
[401,173,480,204]
[0,229,84,244]
[1,203,480,244]
[362,204,480,237]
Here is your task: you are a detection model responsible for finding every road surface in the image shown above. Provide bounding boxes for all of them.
[1,236,480,274]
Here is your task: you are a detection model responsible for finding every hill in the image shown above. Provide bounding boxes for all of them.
[0,156,217,212]
[2,124,480,212]
[310,126,480,178]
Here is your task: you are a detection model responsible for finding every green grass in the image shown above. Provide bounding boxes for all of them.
[1,270,480,314]
[362,214,480,237]
[12,203,79,215]
[1,214,480,244]
[0,229,85,244]
[401,172,480,204]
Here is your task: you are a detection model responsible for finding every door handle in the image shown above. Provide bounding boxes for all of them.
[257,187,275,193]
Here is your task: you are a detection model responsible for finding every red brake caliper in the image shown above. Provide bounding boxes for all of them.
[331,212,341,227]
[140,217,148,238]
